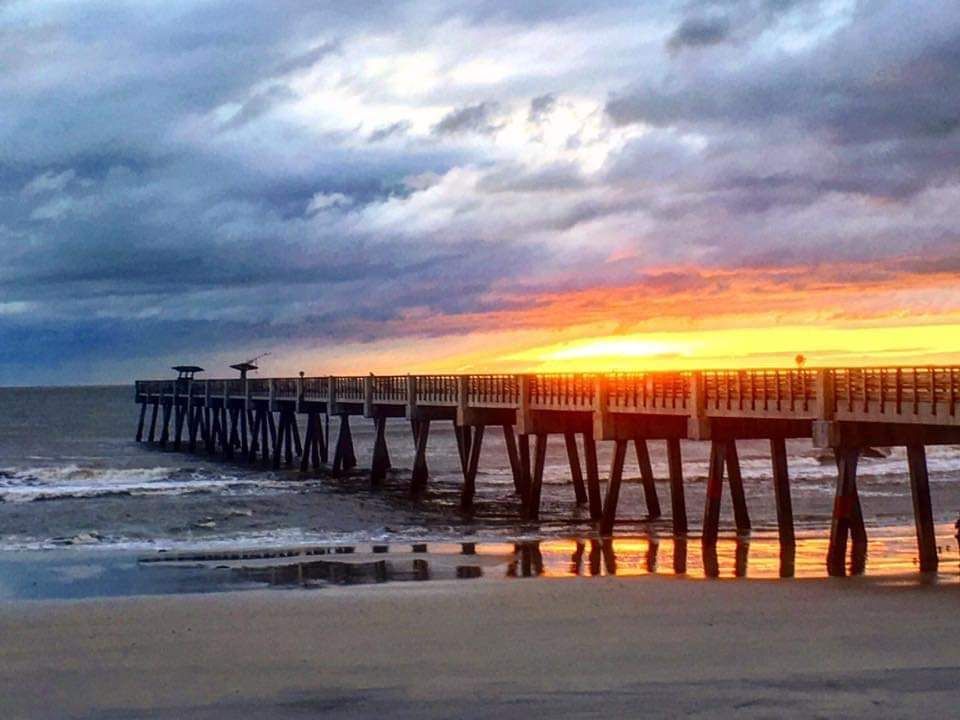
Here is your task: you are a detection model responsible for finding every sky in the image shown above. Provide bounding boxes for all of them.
[1,0,959,384]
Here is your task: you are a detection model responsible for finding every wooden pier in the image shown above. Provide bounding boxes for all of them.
[134,367,960,576]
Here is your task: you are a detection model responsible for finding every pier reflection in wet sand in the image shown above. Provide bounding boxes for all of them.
[503,525,958,582]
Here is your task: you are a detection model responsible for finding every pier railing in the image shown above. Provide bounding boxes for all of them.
[134,367,960,426]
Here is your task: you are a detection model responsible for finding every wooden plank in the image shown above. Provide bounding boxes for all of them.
[666,438,687,535]
[634,438,662,519]
[564,432,588,505]
[724,440,750,534]
[770,436,795,546]
[599,439,628,535]
[907,443,938,572]
[702,440,725,546]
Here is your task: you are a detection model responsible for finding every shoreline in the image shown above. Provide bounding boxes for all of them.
[2,574,958,718]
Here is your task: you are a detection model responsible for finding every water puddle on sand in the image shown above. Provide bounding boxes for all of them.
[1,525,956,600]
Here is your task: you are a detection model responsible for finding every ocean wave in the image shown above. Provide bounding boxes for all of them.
[0,465,287,503]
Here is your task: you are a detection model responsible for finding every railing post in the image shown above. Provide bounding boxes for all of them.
[406,375,417,419]
[813,368,839,448]
[687,371,709,440]
[593,374,612,440]
[517,374,532,435]
[327,376,337,416]
[456,375,470,426]
[364,374,374,418]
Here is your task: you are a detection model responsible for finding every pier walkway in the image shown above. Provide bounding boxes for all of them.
[134,367,960,576]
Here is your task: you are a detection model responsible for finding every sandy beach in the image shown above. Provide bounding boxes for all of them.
[1,574,958,719]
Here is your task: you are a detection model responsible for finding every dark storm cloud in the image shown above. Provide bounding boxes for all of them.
[369,121,412,143]
[667,16,731,50]
[528,93,557,123]
[432,102,502,135]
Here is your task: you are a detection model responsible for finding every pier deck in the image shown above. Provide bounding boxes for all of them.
[134,367,960,576]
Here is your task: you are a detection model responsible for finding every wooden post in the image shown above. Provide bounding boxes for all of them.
[526,433,547,520]
[135,403,146,442]
[283,412,294,466]
[907,443,938,572]
[260,408,270,467]
[410,419,430,493]
[240,408,248,456]
[371,416,390,485]
[599,439,628,535]
[634,438,662,519]
[300,414,315,472]
[272,412,285,469]
[702,440,726,546]
[312,414,323,468]
[460,425,484,512]
[247,410,260,462]
[222,407,233,459]
[502,425,522,495]
[583,428,603,521]
[564,432,588,505]
[673,536,687,575]
[517,433,532,504]
[291,414,302,457]
[725,440,751,534]
[666,438,687,535]
[159,401,171,447]
[827,446,861,576]
[770,436,795,546]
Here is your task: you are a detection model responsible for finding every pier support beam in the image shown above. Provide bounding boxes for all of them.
[907,443,938,572]
[159,402,171,447]
[599,439,628,536]
[666,438,687,535]
[702,440,726,545]
[517,434,532,508]
[502,425,522,495]
[827,447,866,576]
[370,417,391,485]
[770,437,795,546]
[702,439,756,544]
[564,432,588,505]
[410,419,430,493]
[725,441,750,535]
[332,415,356,476]
[583,428,602,521]
[135,403,146,442]
[634,439,662,520]
[459,425,484,512]
[148,402,158,443]
[524,434,548,520]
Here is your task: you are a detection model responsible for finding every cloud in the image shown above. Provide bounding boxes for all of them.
[432,101,501,135]
[667,16,731,50]
[0,0,959,383]
[528,93,556,123]
[368,120,411,142]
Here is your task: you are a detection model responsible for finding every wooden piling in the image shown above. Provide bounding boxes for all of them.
[666,438,687,535]
[906,443,938,572]
[702,440,726,546]
[135,403,146,442]
[634,438,662,519]
[517,433,532,505]
[159,402,171,447]
[173,405,185,450]
[460,425,485,512]
[564,432,588,505]
[410,419,430,493]
[770,436,795,546]
[827,446,861,576]
[300,413,315,472]
[583,428,603,521]
[502,424,522,495]
[724,440,751,535]
[526,433,548,520]
[148,402,158,443]
[599,438,628,535]
[371,416,390,485]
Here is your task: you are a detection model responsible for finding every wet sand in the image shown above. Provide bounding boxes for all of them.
[1,574,959,719]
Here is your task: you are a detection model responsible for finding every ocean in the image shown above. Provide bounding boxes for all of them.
[1,385,959,588]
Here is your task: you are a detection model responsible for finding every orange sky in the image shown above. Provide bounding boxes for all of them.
[267,263,960,375]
